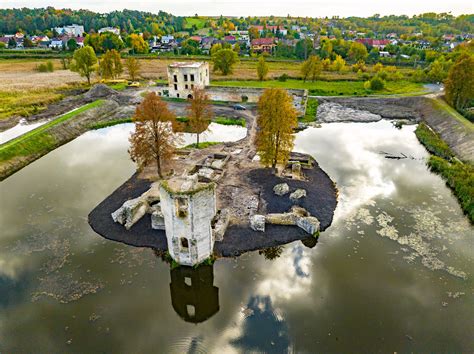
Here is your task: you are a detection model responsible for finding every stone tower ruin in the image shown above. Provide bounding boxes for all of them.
[159,175,217,266]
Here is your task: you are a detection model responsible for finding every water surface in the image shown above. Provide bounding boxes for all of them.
[0,120,472,352]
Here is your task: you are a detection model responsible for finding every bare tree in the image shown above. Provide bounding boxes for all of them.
[129,92,180,177]
[186,88,214,148]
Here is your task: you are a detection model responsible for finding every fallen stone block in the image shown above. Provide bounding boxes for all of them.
[296,216,320,235]
[265,213,297,225]
[250,214,265,232]
[112,196,148,230]
[290,188,307,201]
[213,209,230,241]
[273,183,290,196]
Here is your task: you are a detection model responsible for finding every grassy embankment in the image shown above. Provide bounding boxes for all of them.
[0,89,64,120]
[0,100,104,162]
[300,97,318,123]
[90,116,245,131]
[183,142,220,149]
[211,79,425,96]
[415,122,473,223]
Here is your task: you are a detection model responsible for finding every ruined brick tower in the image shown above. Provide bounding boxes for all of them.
[159,175,217,266]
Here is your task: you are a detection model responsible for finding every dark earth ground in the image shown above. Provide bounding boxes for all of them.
[88,160,338,258]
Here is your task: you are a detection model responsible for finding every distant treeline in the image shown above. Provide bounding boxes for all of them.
[0,8,473,37]
[0,7,186,35]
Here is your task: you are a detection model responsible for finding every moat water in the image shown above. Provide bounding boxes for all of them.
[0,121,472,352]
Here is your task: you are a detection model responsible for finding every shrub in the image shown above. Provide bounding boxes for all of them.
[278,73,289,82]
[46,61,54,72]
[368,76,385,91]
[37,61,54,72]
[37,63,48,72]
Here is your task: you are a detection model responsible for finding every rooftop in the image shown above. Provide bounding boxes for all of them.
[169,61,207,69]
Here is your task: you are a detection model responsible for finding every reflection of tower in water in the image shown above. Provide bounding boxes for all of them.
[169,264,219,323]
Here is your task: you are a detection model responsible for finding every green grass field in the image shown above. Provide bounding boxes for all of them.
[0,100,104,161]
[185,17,207,30]
[211,79,425,96]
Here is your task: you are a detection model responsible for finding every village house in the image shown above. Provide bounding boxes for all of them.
[53,24,84,37]
[49,38,64,49]
[229,30,249,41]
[161,35,175,44]
[98,27,121,36]
[251,37,276,54]
[251,25,288,36]
[167,62,210,99]
[355,38,391,50]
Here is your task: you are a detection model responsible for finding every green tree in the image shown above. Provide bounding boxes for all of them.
[445,53,474,110]
[125,57,141,81]
[70,46,98,85]
[99,32,124,52]
[257,55,269,81]
[348,42,368,61]
[67,38,78,51]
[212,48,239,75]
[8,37,16,48]
[331,55,346,71]
[301,55,322,82]
[127,33,148,54]
[84,33,101,52]
[427,59,447,83]
[99,49,123,80]
[23,37,34,47]
[256,88,298,169]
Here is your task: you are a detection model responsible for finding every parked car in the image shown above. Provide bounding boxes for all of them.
[128,81,140,87]
[232,104,246,110]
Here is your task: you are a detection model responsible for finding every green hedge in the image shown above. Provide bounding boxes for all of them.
[415,121,473,223]
[415,122,454,160]
[428,156,474,223]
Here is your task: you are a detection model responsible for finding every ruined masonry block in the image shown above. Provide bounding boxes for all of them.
[273,183,290,196]
[296,217,320,235]
[250,214,266,232]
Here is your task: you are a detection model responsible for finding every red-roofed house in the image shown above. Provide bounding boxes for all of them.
[251,38,275,54]
[355,38,390,50]
[189,36,202,43]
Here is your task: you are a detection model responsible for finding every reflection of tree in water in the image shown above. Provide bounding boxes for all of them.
[258,246,284,260]
[169,264,219,323]
[231,296,291,352]
[301,236,318,249]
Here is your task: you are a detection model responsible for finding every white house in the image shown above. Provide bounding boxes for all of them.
[49,38,64,49]
[161,35,175,44]
[53,24,84,37]
[98,27,121,36]
[167,62,210,99]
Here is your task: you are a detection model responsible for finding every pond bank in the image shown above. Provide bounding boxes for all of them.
[317,95,474,163]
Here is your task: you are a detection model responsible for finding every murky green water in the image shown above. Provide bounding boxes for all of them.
[0,121,472,352]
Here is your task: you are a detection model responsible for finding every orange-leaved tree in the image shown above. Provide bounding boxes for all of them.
[256,88,298,169]
[129,92,180,177]
[186,88,214,148]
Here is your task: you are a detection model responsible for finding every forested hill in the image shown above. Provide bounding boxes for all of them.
[0,7,186,34]
[0,7,473,37]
